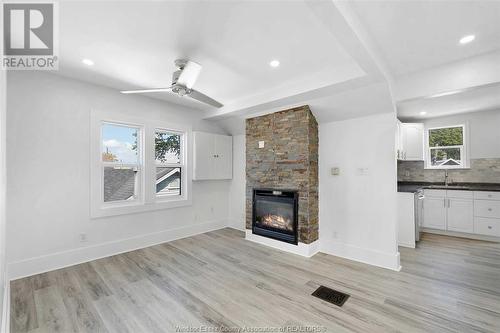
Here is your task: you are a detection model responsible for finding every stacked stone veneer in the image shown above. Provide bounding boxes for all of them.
[246,105,318,244]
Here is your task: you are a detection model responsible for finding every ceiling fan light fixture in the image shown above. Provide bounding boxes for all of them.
[119,59,223,107]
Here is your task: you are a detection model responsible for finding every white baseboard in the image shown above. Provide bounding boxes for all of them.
[8,220,227,281]
[398,241,416,249]
[421,228,500,242]
[245,230,320,257]
[321,240,401,271]
[1,278,9,333]
[226,219,246,232]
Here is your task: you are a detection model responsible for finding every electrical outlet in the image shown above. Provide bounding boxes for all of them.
[79,233,88,242]
[332,231,338,239]
[405,170,410,177]
[258,141,265,148]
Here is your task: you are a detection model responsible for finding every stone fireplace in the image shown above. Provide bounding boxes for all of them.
[246,105,318,252]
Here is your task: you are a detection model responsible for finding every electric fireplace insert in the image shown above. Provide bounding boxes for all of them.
[252,189,298,244]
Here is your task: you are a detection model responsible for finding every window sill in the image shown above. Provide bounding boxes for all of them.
[91,197,192,219]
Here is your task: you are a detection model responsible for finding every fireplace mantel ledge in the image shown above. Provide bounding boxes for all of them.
[245,230,320,257]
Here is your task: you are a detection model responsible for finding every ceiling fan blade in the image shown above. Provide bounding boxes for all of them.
[188,89,223,108]
[177,61,202,89]
[120,87,172,94]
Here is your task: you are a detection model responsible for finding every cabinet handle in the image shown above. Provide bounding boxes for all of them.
[488,208,493,211]
[488,194,493,198]
[444,199,446,207]
[488,226,493,229]
[448,199,451,208]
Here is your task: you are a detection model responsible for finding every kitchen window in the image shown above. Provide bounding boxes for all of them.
[425,124,469,169]
[91,110,192,218]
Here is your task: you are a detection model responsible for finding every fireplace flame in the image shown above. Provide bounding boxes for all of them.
[261,214,293,231]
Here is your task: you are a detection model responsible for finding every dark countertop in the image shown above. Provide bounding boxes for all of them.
[398,182,500,193]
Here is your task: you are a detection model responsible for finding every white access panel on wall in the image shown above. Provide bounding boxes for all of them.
[193,131,232,180]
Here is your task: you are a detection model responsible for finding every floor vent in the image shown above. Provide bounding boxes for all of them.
[311,286,350,307]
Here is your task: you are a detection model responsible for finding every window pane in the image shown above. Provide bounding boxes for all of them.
[429,127,463,147]
[155,131,181,164]
[430,148,462,166]
[156,167,181,196]
[102,124,139,164]
[104,166,138,202]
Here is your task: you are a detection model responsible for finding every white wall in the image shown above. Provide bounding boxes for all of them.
[0,66,8,331]
[6,71,231,279]
[319,112,400,270]
[423,109,500,159]
[228,134,246,230]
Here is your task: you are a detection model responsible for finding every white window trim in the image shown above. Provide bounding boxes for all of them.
[90,109,192,218]
[424,123,470,170]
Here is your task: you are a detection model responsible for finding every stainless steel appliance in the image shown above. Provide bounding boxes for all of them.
[414,189,424,242]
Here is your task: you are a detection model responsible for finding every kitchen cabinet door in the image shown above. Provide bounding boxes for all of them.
[447,198,474,233]
[423,197,446,230]
[401,123,424,161]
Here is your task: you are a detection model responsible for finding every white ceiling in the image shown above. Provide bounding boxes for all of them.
[351,0,500,76]
[58,0,365,111]
[398,82,500,122]
[53,1,500,125]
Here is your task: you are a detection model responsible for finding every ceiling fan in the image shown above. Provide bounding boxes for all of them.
[120,59,223,108]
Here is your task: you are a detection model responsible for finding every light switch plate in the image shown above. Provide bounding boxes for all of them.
[258,141,265,148]
[331,167,340,175]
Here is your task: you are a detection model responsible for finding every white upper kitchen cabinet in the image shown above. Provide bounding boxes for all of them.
[400,123,424,161]
[193,132,232,180]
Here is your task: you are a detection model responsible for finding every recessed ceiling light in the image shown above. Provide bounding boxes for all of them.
[459,35,475,45]
[419,111,427,116]
[82,58,94,66]
[269,60,280,68]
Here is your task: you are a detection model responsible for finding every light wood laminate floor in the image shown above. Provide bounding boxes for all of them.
[10,229,500,332]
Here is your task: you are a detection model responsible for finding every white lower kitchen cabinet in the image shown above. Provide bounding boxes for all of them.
[421,189,499,239]
[423,196,446,230]
[447,198,474,233]
[474,217,500,237]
